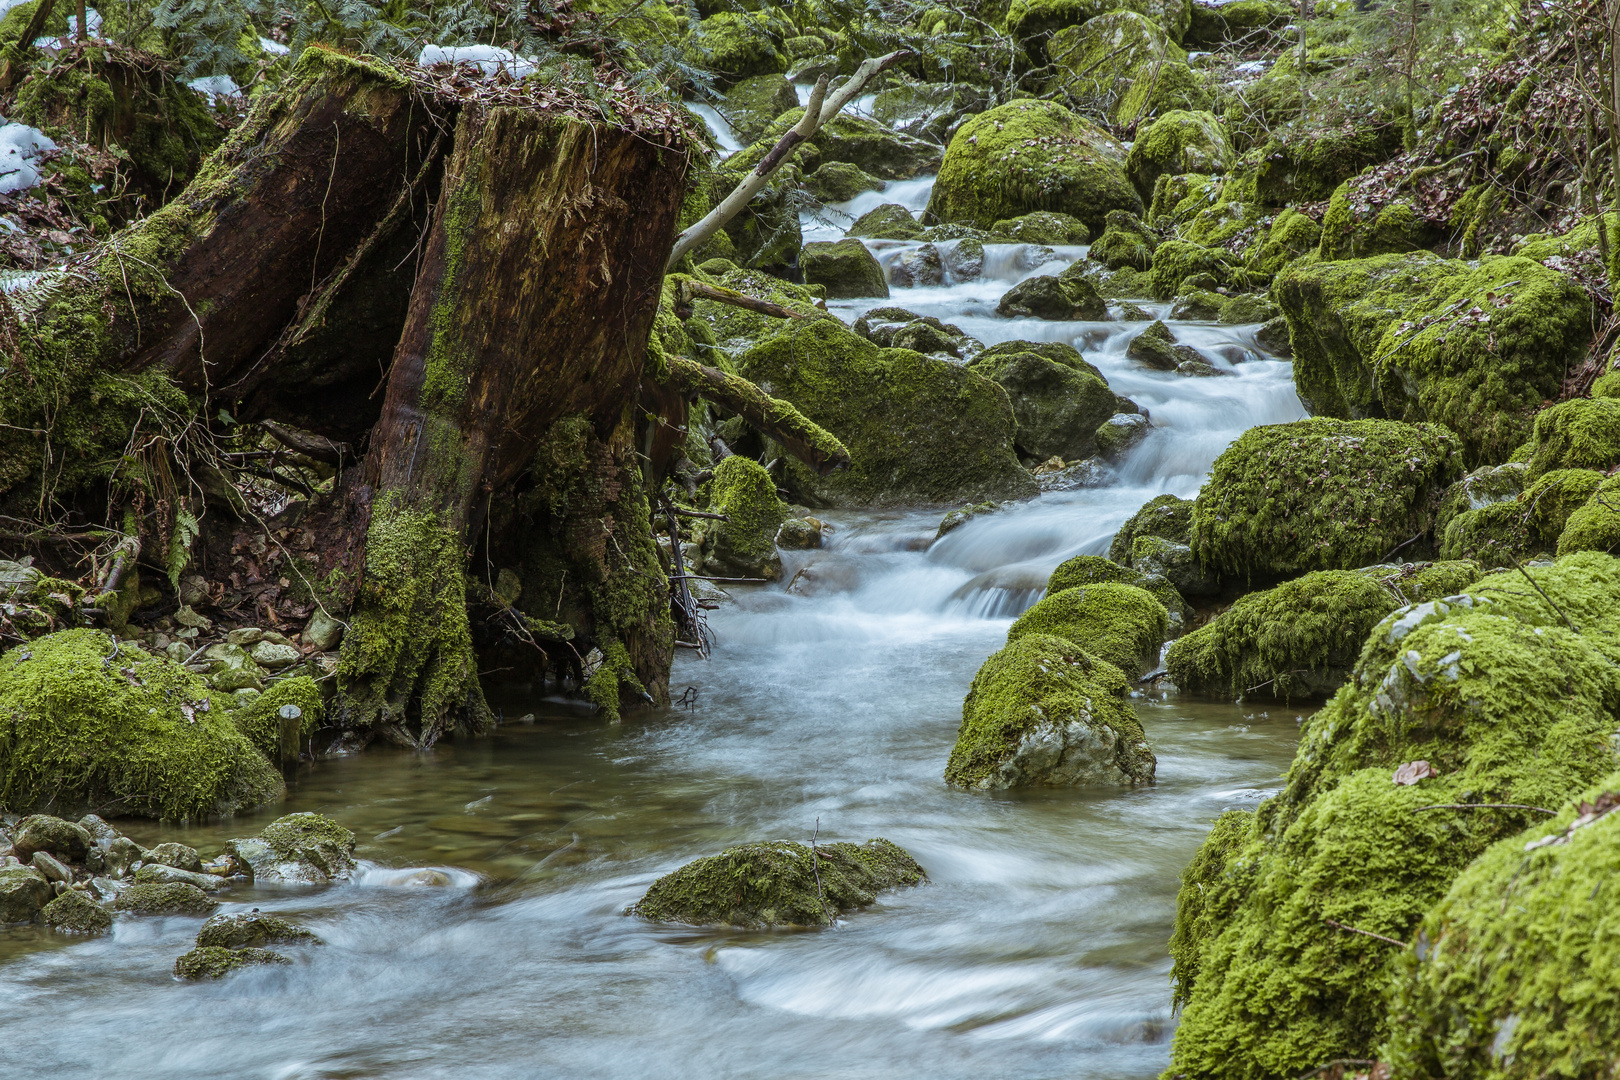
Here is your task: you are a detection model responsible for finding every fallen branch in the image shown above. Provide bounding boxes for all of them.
[669,507,729,521]
[666,50,912,270]
[671,573,768,583]
[98,533,141,596]
[675,278,812,321]
[1323,918,1404,948]
[1506,553,1579,633]
[668,355,850,476]
[1416,802,1556,814]
[260,419,352,466]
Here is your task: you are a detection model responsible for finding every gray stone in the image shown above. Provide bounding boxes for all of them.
[100,837,141,879]
[303,608,346,651]
[775,518,824,550]
[114,882,219,915]
[0,865,52,922]
[42,889,111,934]
[1132,535,1221,597]
[12,815,92,862]
[145,841,203,873]
[250,640,301,669]
[225,813,356,885]
[134,863,228,891]
[30,850,71,883]
[1096,413,1152,461]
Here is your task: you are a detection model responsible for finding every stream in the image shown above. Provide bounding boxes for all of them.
[0,172,1311,1078]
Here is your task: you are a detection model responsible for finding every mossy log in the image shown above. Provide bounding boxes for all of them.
[336,103,688,744]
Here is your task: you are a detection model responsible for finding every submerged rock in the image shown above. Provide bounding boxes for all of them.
[225,813,356,885]
[631,838,924,928]
[945,634,1155,790]
[174,945,291,980]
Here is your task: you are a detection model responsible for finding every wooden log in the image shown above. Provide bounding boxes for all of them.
[336,102,688,743]
[666,354,850,476]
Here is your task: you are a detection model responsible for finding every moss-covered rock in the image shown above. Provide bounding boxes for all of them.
[1557,474,1620,557]
[847,203,924,241]
[969,350,1117,461]
[1524,396,1620,479]
[944,634,1155,789]
[1521,468,1604,547]
[1167,553,1620,1080]
[1438,501,1534,567]
[735,318,1037,507]
[1248,208,1323,277]
[1190,418,1464,581]
[1131,534,1220,597]
[42,888,111,934]
[1165,563,1481,700]
[630,838,925,928]
[224,812,356,885]
[683,11,787,84]
[1125,110,1233,198]
[729,109,942,182]
[1252,125,1405,205]
[1125,319,1178,369]
[196,911,319,949]
[1045,554,1187,621]
[706,455,787,580]
[800,238,888,299]
[1170,288,1225,322]
[228,677,321,765]
[989,210,1090,245]
[1184,0,1290,45]
[803,161,885,204]
[1148,238,1237,299]
[995,274,1105,320]
[0,630,283,822]
[924,100,1140,233]
[1317,183,1437,261]
[1276,253,1593,464]
[1383,769,1620,1078]
[716,74,799,144]
[1047,11,1207,126]
[1110,493,1193,564]
[114,882,219,915]
[0,865,52,923]
[1096,412,1152,460]
[174,945,291,980]
[1007,583,1168,674]
[1089,209,1159,271]
[11,814,91,861]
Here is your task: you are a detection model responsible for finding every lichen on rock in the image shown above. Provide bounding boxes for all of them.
[225,812,356,884]
[631,838,924,928]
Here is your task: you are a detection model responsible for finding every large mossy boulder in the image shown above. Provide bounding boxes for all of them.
[1046,554,1187,622]
[1317,184,1437,262]
[1007,582,1168,674]
[682,11,787,84]
[945,634,1155,790]
[630,838,925,928]
[1190,418,1463,582]
[1110,493,1194,564]
[968,349,1117,460]
[1523,396,1620,479]
[1125,109,1233,199]
[0,629,283,822]
[1047,11,1207,126]
[716,74,798,144]
[734,318,1037,507]
[705,455,787,580]
[1165,562,1480,701]
[994,274,1105,320]
[847,203,924,241]
[1275,253,1593,465]
[1557,473,1620,557]
[800,238,888,299]
[924,100,1141,233]
[1383,769,1620,1077]
[1167,553,1620,1080]
[1251,126,1405,205]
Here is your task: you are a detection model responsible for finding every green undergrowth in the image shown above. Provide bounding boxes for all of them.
[1007,582,1168,675]
[1190,418,1463,582]
[1168,552,1620,1079]
[944,633,1154,790]
[631,838,925,928]
[0,628,283,821]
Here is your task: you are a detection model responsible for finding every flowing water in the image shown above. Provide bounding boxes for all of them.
[0,179,1311,1078]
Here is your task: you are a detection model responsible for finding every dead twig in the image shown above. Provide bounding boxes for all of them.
[1415,802,1556,814]
[1506,553,1580,633]
[1323,918,1405,948]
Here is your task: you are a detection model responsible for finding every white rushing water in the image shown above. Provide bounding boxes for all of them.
[0,176,1309,1078]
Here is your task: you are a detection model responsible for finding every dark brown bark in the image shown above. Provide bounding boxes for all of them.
[337,102,689,739]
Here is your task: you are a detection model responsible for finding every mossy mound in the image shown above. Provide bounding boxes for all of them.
[944,634,1154,790]
[682,12,787,84]
[1275,253,1593,465]
[115,882,219,915]
[1164,563,1481,701]
[1189,418,1463,581]
[1125,111,1232,198]
[1149,239,1237,299]
[924,100,1140,233]
[734,318,1036,507]
[1383,770,1620,1078]
[989,210,1090,245]
[800,239,888,299]
[995,274,1105,320]
[1252,125,1404,205]
[1523,396,1620,479]
[1110,492,1193,564]
[1006,583,1168,675]
[630,838,924,928]
[1522,468,1605,547]
[42,889,111,934]
[0,629,283,822]
[1167,553,1620,1080]
[1046,555,1186,619]
[1046,11,1207,126]
[1557,474,1620,557]
[804,161,885,204]
[174,945,291,980]
[1089,209,1158,271]
[1438,500,1534,567]
[1317,183,1436,261]
[228,677,322,764]
[848,203,923,240]
[969,350,1117,461]
[716,74,798,144]
[706,455,788,580]
[196,911,319,949]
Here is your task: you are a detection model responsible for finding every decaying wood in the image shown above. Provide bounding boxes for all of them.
[667,355,850,476]
[674,278,813,320]
[259,420,351,466]
[0,0,58,93]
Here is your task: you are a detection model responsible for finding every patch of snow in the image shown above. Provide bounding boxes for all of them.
[418,43,536,79]
[0,122,57,195]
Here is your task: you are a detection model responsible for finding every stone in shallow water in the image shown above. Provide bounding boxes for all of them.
[197,911,319,949]
[42,889,111,934]
[133,863,229,891]
[225,813,357,885]
[174,945,290,980]
[114,882,219,915]
[631,839,925,928]
[0,865,52,922]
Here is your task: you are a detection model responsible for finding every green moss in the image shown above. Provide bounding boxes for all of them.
[228,677,322,762]
[924,99,1141,233]
[1317,183,1434,261]
[1556,474,1620,557]
[800,238,888,298]
[708,454,788,567]
[1165,565,1480,701]
[989,210,1090,245]
[630,838,925,928]
[683,11,787,82]
[115,882,219,915]
[0,629,282,822]
[335,498,488,740]
[196,911,318,949]
[1249,208,1322,277]
[1190,418,1463,581]
[174,945,290,979]
[1593,368,1620,399]
[1439,501,1533,567]
[1252,125,1404,205]
[944,633,1154,789]
[42,889,111,934]
[1089,209,1158,271]
[1521,468,1604,547]
[734,319,1036,507]
[1167,809,1254,1010]
[1524,397,1620,479]
[1109,493,1192,564]
[1148,239,1238,299]
[1168,553,1620,1080]
[1125,110,1232,198]
[1007,583,1168,674]
[1383,769,1620,1078]
[969,351,1117,461]
[1433,462,1527,537]
[1045,10,1193,125]
[1046,554,1187,618]
[1117,59,1211,127]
